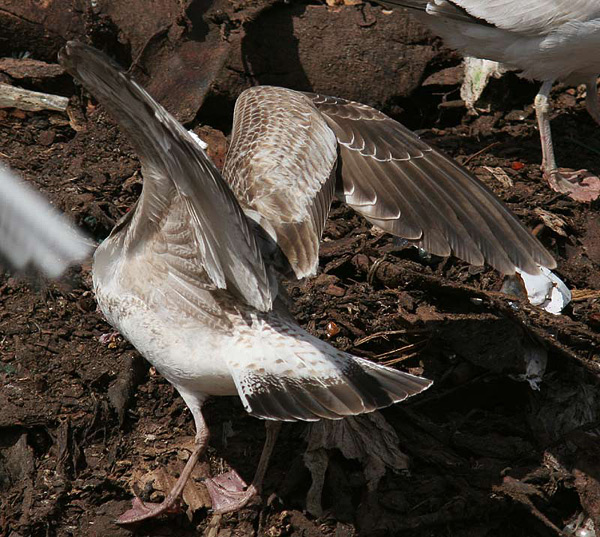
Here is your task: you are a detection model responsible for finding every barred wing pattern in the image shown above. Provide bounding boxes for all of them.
[223,86,338,279]
[308,92,555,274]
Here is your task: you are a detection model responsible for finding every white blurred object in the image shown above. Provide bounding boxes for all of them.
[461,57,507,112]
[0,165,93,278]
[187,130,208,150]
[565,513,596,537]
[519,343,547,390]
[515,266,571,315]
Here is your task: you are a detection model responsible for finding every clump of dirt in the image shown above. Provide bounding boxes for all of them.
[1,3,600,537]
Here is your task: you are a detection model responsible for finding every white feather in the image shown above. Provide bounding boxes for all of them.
[0,165,93,277]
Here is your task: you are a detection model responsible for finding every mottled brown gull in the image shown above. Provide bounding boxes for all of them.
[58,41,554,524]
[378,0,600,201]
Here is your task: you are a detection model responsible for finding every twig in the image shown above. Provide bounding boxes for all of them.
[354,328,429,347]
[463,141,500,166]
[375,342,424,360]
[352,255,600,376]
[382,351,419,366]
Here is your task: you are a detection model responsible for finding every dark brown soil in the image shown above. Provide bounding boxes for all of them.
[1,2,600,537]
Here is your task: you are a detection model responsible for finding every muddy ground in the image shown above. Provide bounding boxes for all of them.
[1,1,600,536]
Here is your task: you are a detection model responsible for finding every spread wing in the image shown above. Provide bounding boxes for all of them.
[59,41,273,312]
[0,165,92,278]
[378,0,600,36]
[307,93,556,275]
[222,86,338,279]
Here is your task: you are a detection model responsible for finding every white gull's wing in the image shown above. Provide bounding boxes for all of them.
[59,41,274,312]
[0,165,92,278]
[223,86,338,279]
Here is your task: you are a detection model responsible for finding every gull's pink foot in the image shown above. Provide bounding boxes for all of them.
[204,471,258,514]
[115,496,183,525]
[98,331,121,345]
[545,168,600,202]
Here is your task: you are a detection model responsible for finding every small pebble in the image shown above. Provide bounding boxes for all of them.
[325,284,345,297]
[326,321,340,338]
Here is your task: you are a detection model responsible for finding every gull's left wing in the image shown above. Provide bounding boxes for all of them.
[307,92,556,275]
[59,41,274,312]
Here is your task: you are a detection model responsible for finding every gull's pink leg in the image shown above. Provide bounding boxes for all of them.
[204,421,282,514]
[535,79,600,202]
[535,80,559,176]
[116,393,208,525]
[585,76,600,126]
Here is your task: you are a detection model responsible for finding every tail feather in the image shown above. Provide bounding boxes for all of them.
[232,353,432,422]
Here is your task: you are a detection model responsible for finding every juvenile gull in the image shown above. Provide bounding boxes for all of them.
[58,41,555,523]
[378,0,600,202]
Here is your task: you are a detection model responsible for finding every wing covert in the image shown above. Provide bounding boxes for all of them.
[223,86,338,280]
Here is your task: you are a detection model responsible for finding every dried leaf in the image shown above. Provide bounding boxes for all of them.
[303,412,409,515]
[482,166,514,188]
[534,208,569,237]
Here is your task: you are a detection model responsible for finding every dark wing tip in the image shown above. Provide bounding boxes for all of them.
[59,40,115,75]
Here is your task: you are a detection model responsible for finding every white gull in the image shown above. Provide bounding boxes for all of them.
[378,0,600,201]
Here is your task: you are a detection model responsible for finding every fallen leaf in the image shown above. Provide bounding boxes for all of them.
[534,208,570,237]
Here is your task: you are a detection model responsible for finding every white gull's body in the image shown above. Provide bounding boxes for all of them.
[381,0,600,201]
[417,1,600,83]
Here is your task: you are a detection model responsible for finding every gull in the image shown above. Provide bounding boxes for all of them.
[58,41,555,524]
[0,164,92,278]
[377,0,600,202]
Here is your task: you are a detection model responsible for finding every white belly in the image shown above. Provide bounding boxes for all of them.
[97,290,238,398]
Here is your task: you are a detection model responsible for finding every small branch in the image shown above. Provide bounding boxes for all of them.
[0,83,68,112]
[463,141,500,166]
[351,254,600,376]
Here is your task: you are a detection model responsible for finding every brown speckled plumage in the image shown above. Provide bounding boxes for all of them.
[58,41,554,521]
